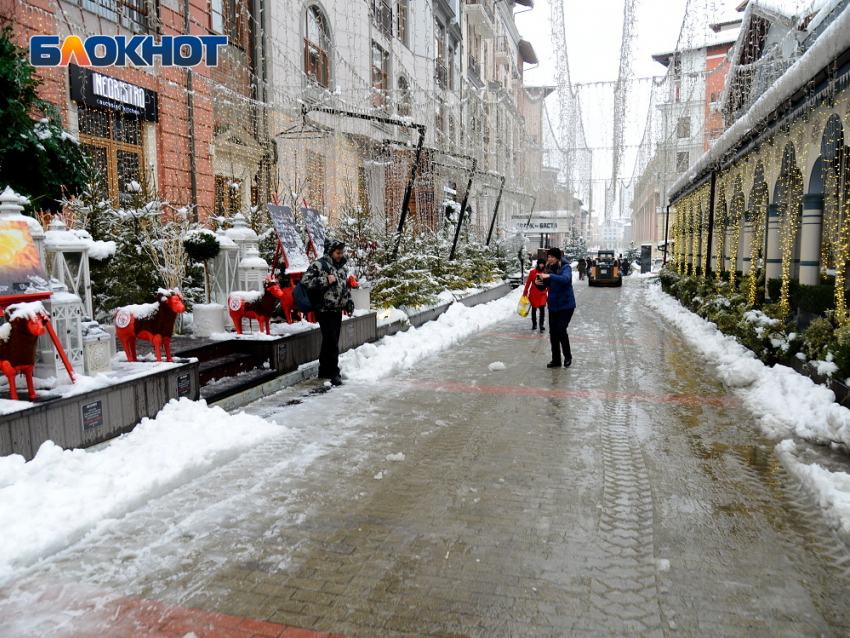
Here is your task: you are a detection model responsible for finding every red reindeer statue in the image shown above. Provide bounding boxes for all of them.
[0,302,49,401]
[115,289,186,363]
[228,276,295,335]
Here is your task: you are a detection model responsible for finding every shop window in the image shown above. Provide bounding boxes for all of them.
[304,5,331,87]
[78,107,145,204]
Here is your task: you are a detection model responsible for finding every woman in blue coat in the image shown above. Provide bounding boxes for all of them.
[537,247,576,368]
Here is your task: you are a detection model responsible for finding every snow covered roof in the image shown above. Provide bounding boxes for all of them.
[741,0,832,17]
[652,1,743,64]
[668,2,850,200]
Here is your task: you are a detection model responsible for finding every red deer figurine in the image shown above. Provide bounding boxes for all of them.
[228,277,295,335]
[115,289,186,363]
[0,302,48,401]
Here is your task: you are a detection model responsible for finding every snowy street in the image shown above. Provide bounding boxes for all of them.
[2,276,850,637]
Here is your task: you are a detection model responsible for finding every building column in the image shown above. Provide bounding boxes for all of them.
[741,210,752,274]
[799,194,824,286]
[765,203,782,291]
[724,224,734,273]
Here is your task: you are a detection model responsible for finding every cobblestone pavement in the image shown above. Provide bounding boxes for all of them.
[2,277,850,637]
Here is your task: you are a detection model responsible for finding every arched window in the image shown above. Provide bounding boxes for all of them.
[305,5,331,87]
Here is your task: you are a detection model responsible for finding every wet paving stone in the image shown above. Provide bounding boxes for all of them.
[2,278,850,637]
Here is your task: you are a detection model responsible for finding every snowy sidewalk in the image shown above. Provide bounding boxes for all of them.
[2,278,850,637]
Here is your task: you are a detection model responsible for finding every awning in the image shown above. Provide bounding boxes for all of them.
[518,39,538,65]
[516,0,534,6]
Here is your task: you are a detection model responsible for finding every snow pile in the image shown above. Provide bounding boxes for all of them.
[646,281,850,542]
[775,440,850,543]
[488,361,507,371]
[87,239,117,261]
[645,283,850,446]
[0,398,279,586]
[341,291,518,383]
[44,228,114,260]
[376,307,409,326]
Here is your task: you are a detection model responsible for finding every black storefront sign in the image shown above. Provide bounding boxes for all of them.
[69,65,158,122]
[81,400,104,431]
[177,373,191,398]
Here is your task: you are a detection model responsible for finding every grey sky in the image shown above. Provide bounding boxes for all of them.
[515,0,691,87]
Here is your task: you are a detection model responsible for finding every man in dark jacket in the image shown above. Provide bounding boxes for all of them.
[300,237,354,386]
[537,246,576,368]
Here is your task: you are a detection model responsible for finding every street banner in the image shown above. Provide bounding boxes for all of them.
[268,205,310,272]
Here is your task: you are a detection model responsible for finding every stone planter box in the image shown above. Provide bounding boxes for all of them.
[273,312,377,374]
[0,361,200,461]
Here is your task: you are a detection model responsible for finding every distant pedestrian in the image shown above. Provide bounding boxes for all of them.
[537,247,576,368]
[522,258,548,331]
[300,237,355,386]
[577,257,587,281]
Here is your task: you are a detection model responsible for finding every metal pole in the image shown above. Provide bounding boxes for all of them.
[663,204,670,264]
[183,0,198,219]
[394,127,426,259]
[485,175,506,245]
[449,158,477,261]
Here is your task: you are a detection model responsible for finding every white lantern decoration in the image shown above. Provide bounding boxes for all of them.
[224,213,259,261]
[35,284,85,384]
[44,217,93,317]
[238,246,268,291]
[210,231,240,306]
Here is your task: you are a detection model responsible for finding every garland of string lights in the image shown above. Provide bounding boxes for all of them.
[654,1,850,327]
[746,166,767,308]
[729,174,744,287]
[713,178,727,282]
[15,0,560,239]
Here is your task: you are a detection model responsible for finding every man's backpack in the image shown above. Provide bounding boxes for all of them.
[293,259,330,314]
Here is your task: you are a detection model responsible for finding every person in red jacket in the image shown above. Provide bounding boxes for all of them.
[522,258,549,331]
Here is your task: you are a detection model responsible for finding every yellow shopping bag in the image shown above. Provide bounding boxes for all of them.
[517,295,531,317]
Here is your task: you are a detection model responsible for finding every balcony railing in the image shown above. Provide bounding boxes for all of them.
[435,60,448,89]
[468,54,480,80]
[466,0,494,23]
